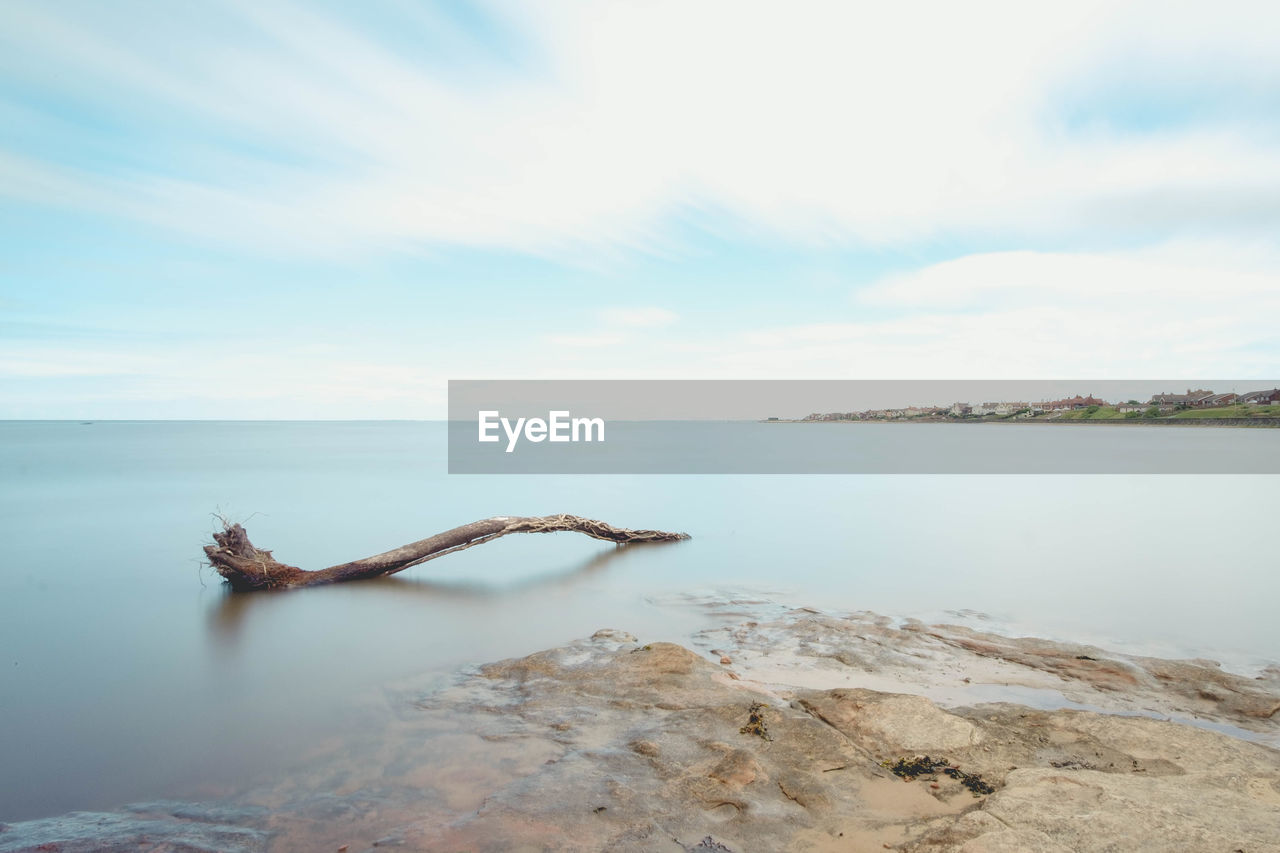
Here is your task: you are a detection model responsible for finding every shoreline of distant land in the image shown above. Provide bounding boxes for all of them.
[778,391,1280,427]
[763,415,1280,428]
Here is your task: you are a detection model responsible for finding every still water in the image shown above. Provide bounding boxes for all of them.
[1,420,1276,820]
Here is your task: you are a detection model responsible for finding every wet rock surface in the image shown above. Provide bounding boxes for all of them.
[387,630,1280,852]
[5,606,1279,851]
[691,606,1280,743]
[0,802,269,853]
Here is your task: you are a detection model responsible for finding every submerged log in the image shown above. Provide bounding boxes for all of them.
[204,514,690,591]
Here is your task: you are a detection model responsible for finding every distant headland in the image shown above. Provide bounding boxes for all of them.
[775,387,1280,426]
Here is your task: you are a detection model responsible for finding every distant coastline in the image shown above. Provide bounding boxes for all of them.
[764,416,1280,428]
[772,387,1280,427]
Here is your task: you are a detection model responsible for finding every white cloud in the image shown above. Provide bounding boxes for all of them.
[597,307,678,328]
[542,307,677,349]
[860,245,1280,309]
[0,357,134,377]
[0,340,451,418]
[3,0,1279,255]
[703,243,1280,378]
[514,241,1280,381]
[7,239,1273,417]
[545,333,627,348]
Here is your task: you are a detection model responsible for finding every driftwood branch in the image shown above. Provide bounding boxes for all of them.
[204,514,690,591]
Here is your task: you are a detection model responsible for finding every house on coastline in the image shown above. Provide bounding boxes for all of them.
[1240,388,1280,405]
[1042,395,1108,412]
[1148,389,1213,411]
[1197,392,1238,408]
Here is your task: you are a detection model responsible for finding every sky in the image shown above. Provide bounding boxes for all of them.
[1,0,1278,418]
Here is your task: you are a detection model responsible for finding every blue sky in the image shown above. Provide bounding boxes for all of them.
[1,0,1278,418]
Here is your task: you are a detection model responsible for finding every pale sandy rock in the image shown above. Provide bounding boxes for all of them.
[958,828,1075,853]
[397,634,1280,852]
[798,689,985,756]
[694,607,1280,745]
[958,767,1280,853]
[592,628,638,643]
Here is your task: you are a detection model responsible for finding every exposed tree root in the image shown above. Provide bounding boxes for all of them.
[204,514,690,591]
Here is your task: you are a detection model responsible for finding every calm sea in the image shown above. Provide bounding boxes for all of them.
[0,420,1276,820]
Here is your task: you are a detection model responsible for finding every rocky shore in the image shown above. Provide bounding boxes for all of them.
[4,606,1278,852]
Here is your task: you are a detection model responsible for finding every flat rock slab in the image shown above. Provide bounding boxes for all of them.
[690,606,1280,742]
[390,632,1280,852]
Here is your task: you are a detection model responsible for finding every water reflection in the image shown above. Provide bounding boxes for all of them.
[208,540,683,646]
[366,539,684,598]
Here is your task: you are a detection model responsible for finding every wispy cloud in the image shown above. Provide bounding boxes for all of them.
[597,307,678,328]
[0,341,452,418]
[545,333,627,348]
[859,244,1280,309]
[516,242,1280,383]
[0,357,137,378]
[705,242,1280,378]
[3,1,1279,257]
